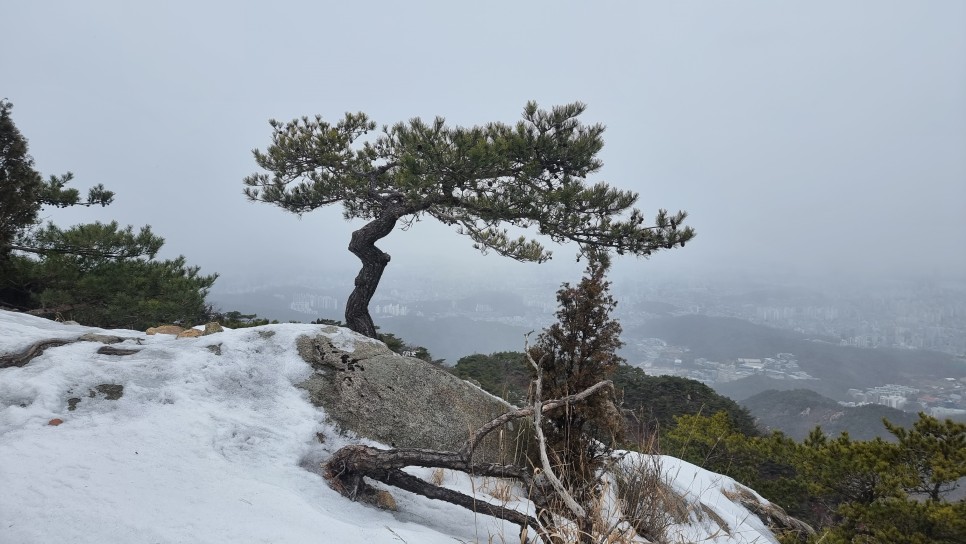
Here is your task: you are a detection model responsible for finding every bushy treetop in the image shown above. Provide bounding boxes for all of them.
[245,102,694,337]
[244,101,693,263]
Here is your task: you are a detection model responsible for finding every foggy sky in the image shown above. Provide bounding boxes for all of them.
[4,1,965,292]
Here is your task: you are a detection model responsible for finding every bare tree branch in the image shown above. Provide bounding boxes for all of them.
[0,338,76,368]
[324,444,549,543]
[322,374,616,542]
[460,379,614,461]
[525,335,587,521]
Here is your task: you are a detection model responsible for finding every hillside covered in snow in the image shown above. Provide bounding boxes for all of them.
[0,310,791,543]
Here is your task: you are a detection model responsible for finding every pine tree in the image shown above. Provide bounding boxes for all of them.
[0,99,43,257]
[885,413,966,501]
[245,102,694,338]
[801,431,903,508]
[1,100,115,260]
[0,100,215,328]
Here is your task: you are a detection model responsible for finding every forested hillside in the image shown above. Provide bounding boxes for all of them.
[741,388,919,440]
[628,314,966,399]
[451,353,759,442]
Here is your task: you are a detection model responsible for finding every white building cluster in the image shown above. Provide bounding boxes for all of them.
[290,293,339,314]
[637,352,816,385]
[373,303,410,317]
[847,384,920,409]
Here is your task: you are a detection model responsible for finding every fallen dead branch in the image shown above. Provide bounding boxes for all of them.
[0,338,76,368]
[323,378,614,544]
[325,444,545,538]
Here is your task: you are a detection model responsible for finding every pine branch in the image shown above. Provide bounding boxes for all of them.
[8,243,148,260]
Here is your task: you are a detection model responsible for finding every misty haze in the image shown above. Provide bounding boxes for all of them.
[2,1,965,543]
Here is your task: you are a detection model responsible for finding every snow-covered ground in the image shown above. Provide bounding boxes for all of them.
[0,310,779,543]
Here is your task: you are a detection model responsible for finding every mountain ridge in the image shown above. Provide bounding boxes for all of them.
[740,388,919,441]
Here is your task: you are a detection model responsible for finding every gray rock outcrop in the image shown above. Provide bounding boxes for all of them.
[296,328,531,464]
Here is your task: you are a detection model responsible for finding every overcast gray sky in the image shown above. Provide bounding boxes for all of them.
[4,0,965,291]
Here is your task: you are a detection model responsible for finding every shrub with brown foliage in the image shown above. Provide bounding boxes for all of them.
[528,253,625,507]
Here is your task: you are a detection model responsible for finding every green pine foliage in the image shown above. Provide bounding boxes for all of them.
[614,366,759,439]
[2,222,215,331]
[209,310,277,328]
[885,413,966,501]
[663,411,811,523]
[2,220,216,331]
[451,351,531,404]
[0,99,44,256]
[244,102,694,262]
[1,99,114,258]
[0,99,215,329]
[825,499,966,544]
[669,410,966,542]
[800,430,905,508]
[245,101,694,337]
[800,414,966,541]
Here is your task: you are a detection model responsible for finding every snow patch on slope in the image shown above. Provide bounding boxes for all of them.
[0,310,779,543]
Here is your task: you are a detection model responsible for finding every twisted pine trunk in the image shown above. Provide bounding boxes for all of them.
[345,213,399,338]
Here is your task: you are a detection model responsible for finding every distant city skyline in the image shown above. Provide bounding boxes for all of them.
[208,267,966,360]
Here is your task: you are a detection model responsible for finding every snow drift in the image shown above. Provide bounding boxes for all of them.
[0,310,785,543]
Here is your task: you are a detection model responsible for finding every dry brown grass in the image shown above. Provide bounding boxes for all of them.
[430,467,446,486]
[613,454,691,543]
[699,503,731,534]
[488,481,514,502]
